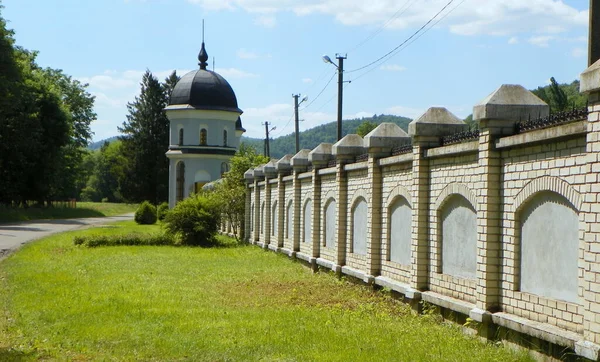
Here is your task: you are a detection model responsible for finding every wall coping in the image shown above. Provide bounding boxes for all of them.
[257,181,266,187]
[268,179,278,185]
[344,161,368,172]
[298,172,312,180]
[317,167,337,176]
[282,175,294,182]
[425,140,479,158]
[495,120,587,149]
[378,153,413,167]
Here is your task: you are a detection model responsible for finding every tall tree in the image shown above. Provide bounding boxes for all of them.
[119,70,179,204]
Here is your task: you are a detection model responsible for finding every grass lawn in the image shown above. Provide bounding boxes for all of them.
[0,222,533,361]
[0,202,137,223]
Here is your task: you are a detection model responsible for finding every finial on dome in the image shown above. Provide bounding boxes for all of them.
[198,42,209,70]
[198,19,209,70]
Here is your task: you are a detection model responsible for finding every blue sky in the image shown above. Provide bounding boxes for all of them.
[2,0,589,141]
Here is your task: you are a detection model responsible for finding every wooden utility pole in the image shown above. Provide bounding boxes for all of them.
[263,122,275,158]
[590,0,600,66]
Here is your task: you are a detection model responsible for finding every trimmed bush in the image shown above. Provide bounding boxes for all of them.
[157,202,169,222]
[163,194,220,246]
[135,201,157,225]
[74,233,174,247]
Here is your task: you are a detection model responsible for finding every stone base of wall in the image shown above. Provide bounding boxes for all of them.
[252,240,600,361]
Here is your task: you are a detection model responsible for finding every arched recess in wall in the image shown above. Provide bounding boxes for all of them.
[286,199,293,240]
[386,186,412,265]
[435,184,478,279]
[260,201,265,235]
[323,195,337,248]
[303,197,313,244]
[194,170,211,193]
[272,201,278,237]
[350,194,368,255]
[514,176,581,304]
[176,161,185,202]
[223,128,228,147]
[200,128,207,145]
[250,202,254,232]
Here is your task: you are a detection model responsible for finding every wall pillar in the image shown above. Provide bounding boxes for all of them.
[275,155,293,250]
[252,165,265,243]
[579,62,600,355]
[291,150,311,253]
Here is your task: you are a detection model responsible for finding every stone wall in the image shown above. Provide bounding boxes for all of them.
[243,74,600,360]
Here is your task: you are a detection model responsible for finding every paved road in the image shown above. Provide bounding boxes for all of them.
[0,213,134,258]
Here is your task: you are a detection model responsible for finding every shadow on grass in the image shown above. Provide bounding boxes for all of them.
[0,348,36,361]
[0,207,105,224]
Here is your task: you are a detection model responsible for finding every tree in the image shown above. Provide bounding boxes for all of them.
[118,70,179,204]
[212,144,269,241]
[356,120,377,137]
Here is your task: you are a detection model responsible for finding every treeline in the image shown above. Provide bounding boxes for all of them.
[80,71,179,204]
[0,7,95,206]
[242,114,411,158]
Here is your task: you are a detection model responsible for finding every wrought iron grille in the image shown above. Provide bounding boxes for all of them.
[515,106,588,134]
[327,159,337,168]
[355,153,369,163]
[391,143,413,156]
[441,129,480,146]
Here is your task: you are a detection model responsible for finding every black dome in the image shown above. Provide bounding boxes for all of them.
[169,69,241,113]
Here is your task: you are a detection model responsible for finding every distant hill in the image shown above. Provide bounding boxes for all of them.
[241,114,412,159]
[87,136,119,151]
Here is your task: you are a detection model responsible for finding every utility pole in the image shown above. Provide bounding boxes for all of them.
[292,94,308,153]
[263,122,276,158]
[335,54,347,141]
[590,0,600,66]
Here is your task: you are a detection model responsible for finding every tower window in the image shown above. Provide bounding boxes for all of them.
[176,161,185,202]
[178,129,184,146]
[221,162,230,177]
[223,130,228,146]
[200,129,207,145]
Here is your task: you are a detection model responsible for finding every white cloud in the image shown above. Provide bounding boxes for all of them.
[572,47,586,58]
[78,75,136,91]
[186,0,586,40]
[385,105,424,120]
[528,35,555,47]
[380,64,406,72]
[237,48,259,59]
[302,78,313,84]
[254,15,277,28]
[508,36,519,45]
[216,67,259,78]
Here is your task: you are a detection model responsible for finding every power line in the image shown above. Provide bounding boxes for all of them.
[300,71,337,111]
[346,0,456,74]
[346,0,418,54]
[349,0,465,84]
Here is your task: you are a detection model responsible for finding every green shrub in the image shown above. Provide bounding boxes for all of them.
[74,233,174,247]
[163,194,220,246]
[157,202,169,222]
[135,201,157,225]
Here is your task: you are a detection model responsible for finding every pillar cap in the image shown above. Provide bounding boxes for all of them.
[581,59,600,94]
[252,164,265,179]
[364,122,410,154]
[309,143,334,167]
[332,135,365,160]
[408,107,467,137]
[473,84,548,122]
[263,159,279,178]
[291,149,311,171]
[275,154,293,173]
[244,169,254,182]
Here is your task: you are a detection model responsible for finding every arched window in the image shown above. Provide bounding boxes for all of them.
[178,128,184,146]
[223,129,228,146]
[176,161,185,202]
[221,162,230,177]
[286,201,293,239]
[200,129,207,145]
